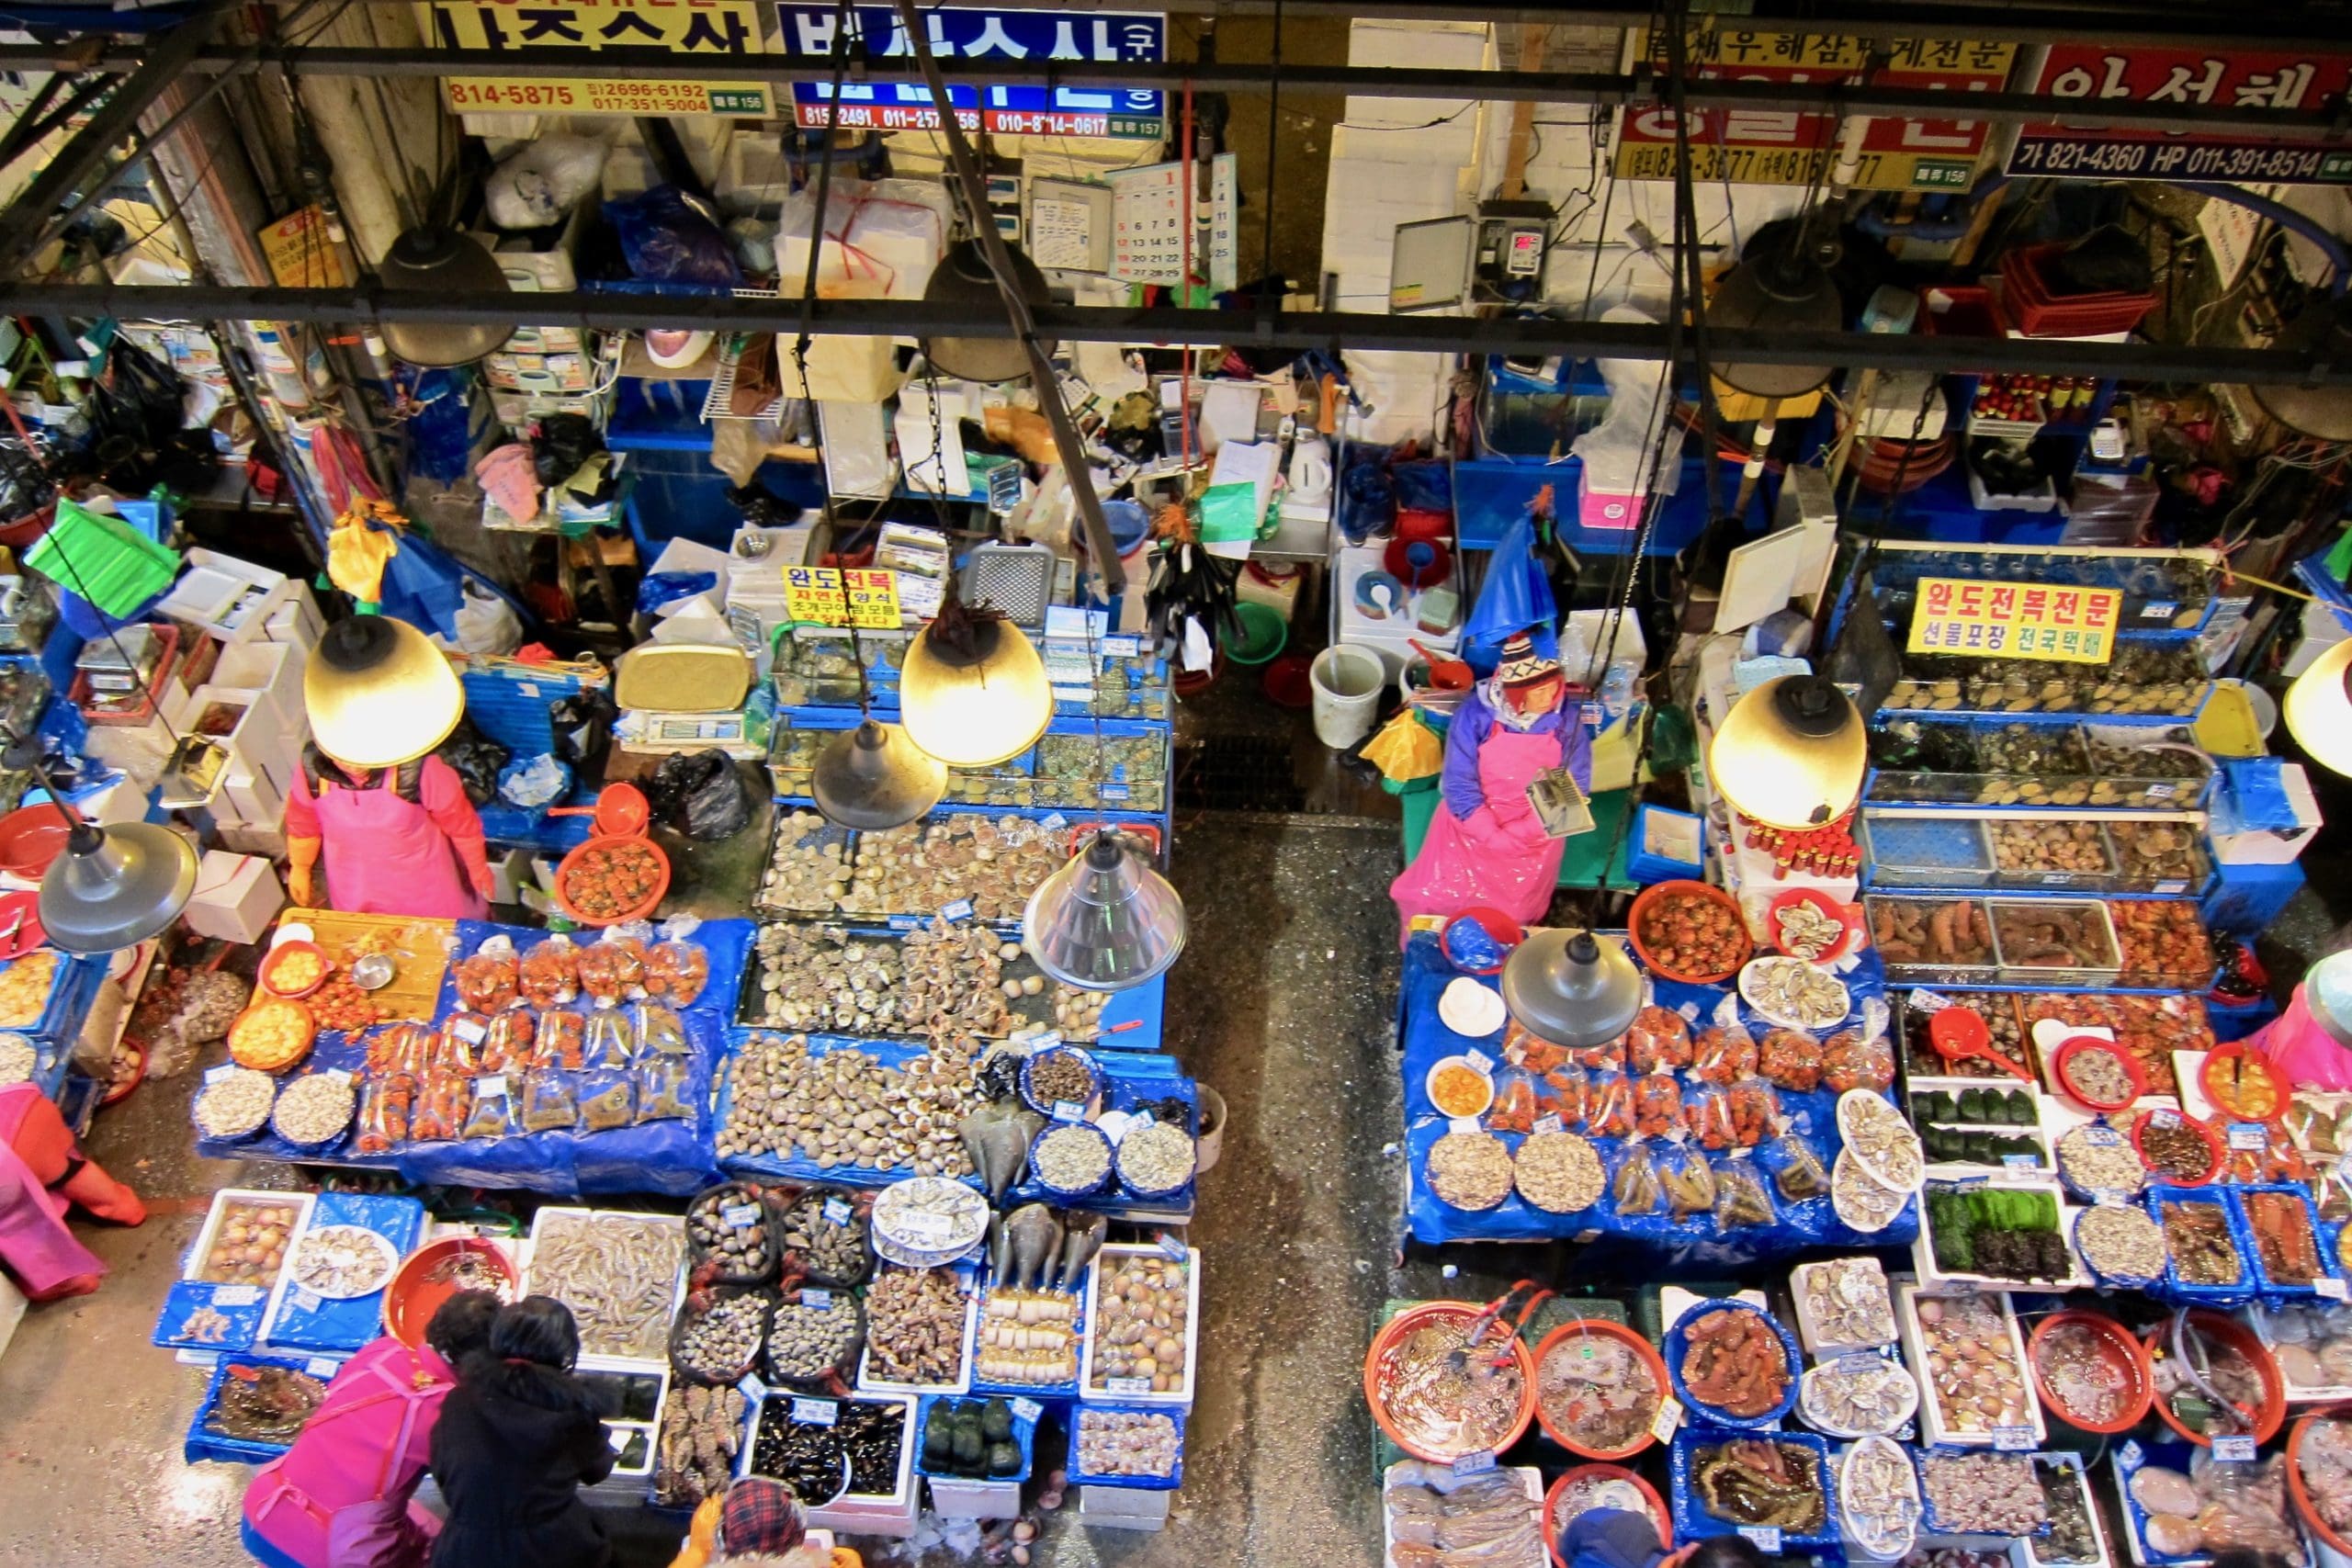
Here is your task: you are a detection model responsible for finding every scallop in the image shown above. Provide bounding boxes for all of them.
[2144,1515,2201,1557]
[2130,1467,2199,1518]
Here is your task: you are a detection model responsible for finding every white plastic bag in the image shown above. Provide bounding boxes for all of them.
[1570,305,1684,498]
[485,135,610,231]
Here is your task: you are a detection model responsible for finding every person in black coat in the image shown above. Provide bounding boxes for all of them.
[429,1294,616,1568]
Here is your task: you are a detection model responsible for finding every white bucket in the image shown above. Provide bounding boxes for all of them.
[1310,645,1385,749]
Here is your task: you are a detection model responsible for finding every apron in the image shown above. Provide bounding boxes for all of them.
[2253,984,2352,1092]
[1390,724,1566,939]
[0,1083,105,1298]
[313,771,484,922]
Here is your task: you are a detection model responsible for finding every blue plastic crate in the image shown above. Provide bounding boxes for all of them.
[1860,813,1995,889]
[1669,1427,1839,1549]
[2228,1182,2342,1300]
[153,1278,269,1359]
[185,1349,350,1467]
[2201,859,2306,942]
[1067,1404,1186,1490]
[913,1393,1040,1485]
[1661,1299,1801,1429]
[258,1192,428,1355]
[2147,1186,2257,1307]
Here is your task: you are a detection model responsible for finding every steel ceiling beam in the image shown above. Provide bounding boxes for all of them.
[0,283,2342,387]
[0,6,228,276]
[0,43,2344,141]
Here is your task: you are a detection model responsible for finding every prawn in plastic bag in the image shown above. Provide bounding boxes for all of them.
[576,1066,636,1133]
[1658,1143,1718,1218]
[536,1010,586,1072]
[519,936,582,1008]
[356,1072,413,1156]
[636,1056,694,1123]
[1631,1074,1681,1139]
[1767,1134,1830,1201]
[1612,1143,1663,1217]
[521,1067,579,1134]
[1485,1067,1539,1134]
[461,1074,520,1140]
[1713,1157,1777,1230]
[1691,1021,1758,1085]
[584,1009,636,1071]
[632,1001,690,1060]
[1583,1071,1634,1138]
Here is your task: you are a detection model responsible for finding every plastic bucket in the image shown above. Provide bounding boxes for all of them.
[1309,645,1385,749]
[1193,1083,1226,1174]
[1227,602,1288,666]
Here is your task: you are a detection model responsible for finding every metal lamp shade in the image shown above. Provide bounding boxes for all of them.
[304,615,465,769]
[40,820,197,953]
[922,238,1056,384]
[2254,299,2352,440]
[899,615,1052,769]
[812,718,949,830]
[1499,929,1643,1049]
[2286,637,2352,777]
[1708,674,1867,829]
[1706,253,1841,400]
[1023,833,1187,990]
[378,227,514,368]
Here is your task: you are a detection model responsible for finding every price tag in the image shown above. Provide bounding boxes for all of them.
[1107,1375,1152,1393]
[1102,636,1143,660]
[2145,783,2177,800]
[1738,1529,1781,1553]
[516,682,540,699]
[987,462,1024,513]
[1157,1231,1189,1262]
[2150,1109,2182,1128]
[2093,1192,2130,1208]
[1130,1110,1155,1130]
[1649,1397,1683,1443]
[1052,1100,1085,1122]
[2004,1153,2041,1171]
[2154,880,2188,896]
[800,1288,833,1310]
[823,1197,852,1225]
[204,1065,236,1086]
[1448,1117,1484,1135]
[2119,1439,2143,1469]
[475,1075,508,1099]
[2316,1278,2347,1300]
[1464,1048,1495,1075]
[887,914,920,932]
[2213,1436,2257,1462]
[1100,783,1132,801]
[1011,1396,1043,1422]
[2084,1126,2124,1147]
[721,1203,762,1229]
[1042,813,1069,833]
[324,1068,354,1088]
[792,1397,838,1427]
[452,1018,488,1044]
[1677,1002,1702,1021]
[1027,1032,1063,1053]
[941,898,975,924]
[306,1357,340,1379]
[2229,1122,2268,1151]
[1909,989,1951,1012]
[293,1290,323,1314]
[1533,1114,1565,1136]
[214,1285,264,1307]
[1834,1352,1884,1377]
[2142,601,2179,620]
[1993,1425,2037,1450]
[1452,1450,1497,1478]
[737,1372,768,1403]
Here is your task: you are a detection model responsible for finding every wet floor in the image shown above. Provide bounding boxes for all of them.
[0,812,1442,1567]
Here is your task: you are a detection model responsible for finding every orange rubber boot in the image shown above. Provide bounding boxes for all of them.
[59,1159,145,1225]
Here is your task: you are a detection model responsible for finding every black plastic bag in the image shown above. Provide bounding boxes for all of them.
[436,716,513,807]
[549,687,616,770]
[649,750,752,840]
[534,414,605,488]
[2053,224,2153,297]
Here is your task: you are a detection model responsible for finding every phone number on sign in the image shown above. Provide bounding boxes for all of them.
[446,81,582,109]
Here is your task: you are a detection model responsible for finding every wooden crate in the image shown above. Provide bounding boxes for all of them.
[301,909,454,1021]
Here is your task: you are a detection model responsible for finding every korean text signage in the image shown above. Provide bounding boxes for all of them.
[419,0,774,118]
[777,6,1164,139]
[2010,47,2352,184]
[785,567,901,630]
[1616,30,2015,191]
[1907,578,2121,663]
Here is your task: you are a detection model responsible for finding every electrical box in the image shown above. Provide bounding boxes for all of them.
[1387,203,1555,314]
[1474,199,1553,302]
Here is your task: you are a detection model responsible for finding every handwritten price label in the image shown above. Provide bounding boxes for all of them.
[792,1398,838,1427]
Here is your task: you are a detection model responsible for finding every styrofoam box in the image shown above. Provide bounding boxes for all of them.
[1080,1482,1179,1531]
[1910,1174,2089,1292]
[1895,1281,2045,1449]
[1078,1244,1200,1406]
[184,850,286,945]
[928,1474,1022,1520]
[183,1190,316,1289]
[210,638,304,727]
[857,1265,978,1398]
[2024,1450,2113,1568]
[521,1208,685,1367]
[576,1358,669,1492]
[1789,1258,1899,1359]
[738,1393,921,1537]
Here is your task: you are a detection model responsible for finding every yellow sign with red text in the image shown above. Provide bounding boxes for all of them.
[419,0,774,117]
[785,567,900,630]
[1905,577,2122,663]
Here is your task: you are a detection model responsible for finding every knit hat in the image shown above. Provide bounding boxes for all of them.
[719,1478,807,1557]
[1495,631,1560,690]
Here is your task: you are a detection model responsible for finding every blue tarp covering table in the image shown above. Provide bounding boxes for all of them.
[1398,932,1918,1259]
[194,919,752,1199]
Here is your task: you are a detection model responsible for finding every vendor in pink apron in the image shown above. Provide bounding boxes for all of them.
[1392,629,1592,941]
[2250,949,2352,1092]
[0,1079,143,1301]
[284,744,492,921]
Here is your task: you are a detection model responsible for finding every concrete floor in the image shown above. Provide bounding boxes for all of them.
[0,812,1437,1567]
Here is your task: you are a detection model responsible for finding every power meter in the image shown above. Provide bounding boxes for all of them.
[1475,199,1553,302]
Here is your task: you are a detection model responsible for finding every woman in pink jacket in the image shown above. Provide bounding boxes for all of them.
[242,1290,500,1568]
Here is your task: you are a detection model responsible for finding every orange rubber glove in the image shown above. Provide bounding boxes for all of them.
[287,835,322,907]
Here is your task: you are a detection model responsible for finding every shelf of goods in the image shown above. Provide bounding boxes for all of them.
[1397,932,1914,1255]
[772,626,1172,725]
[190,919,752,1198]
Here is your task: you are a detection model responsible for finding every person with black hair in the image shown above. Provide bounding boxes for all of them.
[428,1295,616,1568]
[241,1288,501,1568]
[1561,1506,1772,1568]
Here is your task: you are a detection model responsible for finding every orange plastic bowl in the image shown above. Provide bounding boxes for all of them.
[1627,879,1752,984]
[554,834,672,927]
[1766,887,1857,962]
[2142,1309,2285,1447]
[2029,1308,2154,1434]
[1531,1320,1670,1461]
[1544,1465,1671,1568]
[1364,1302,1536,1463]
[259,940,330,1000]
[0,805,72,878]
[2132,1109,2222,1186]
[2287,1403,2352,1557]
[382,1237,518,1348]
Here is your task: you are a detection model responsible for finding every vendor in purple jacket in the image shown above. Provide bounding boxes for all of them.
[1392,627,1592,940]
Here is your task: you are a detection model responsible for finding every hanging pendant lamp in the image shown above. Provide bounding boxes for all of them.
[378,227,514,368]
[2252,297,2352,441]
[812,717,950,830]
[1499,929,1643,1050]
[1708,674,1867,829]
[899,593,1052,769]
[41,818,198,953]
[2285,637,2352,777]
[922,237,1057,384]
[303,615,466,769]
[1706,242,1843,401]
[1023,829,1187,990]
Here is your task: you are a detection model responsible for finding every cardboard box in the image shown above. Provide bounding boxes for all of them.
[184,850,284,943]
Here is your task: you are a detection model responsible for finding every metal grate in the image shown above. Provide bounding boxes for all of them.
[697,289,785,423]
[962,543,1056,627]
